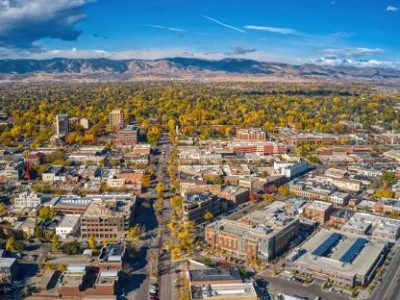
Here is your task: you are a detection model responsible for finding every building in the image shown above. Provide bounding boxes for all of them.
[342,212,400,242]
[235,128,267,141]
[189,268,242,286]
[0,257,17,283]
[303,201,333,223]
[109,109,124,131]
[230,141,287,155]
[374,198,400,215]
[329,192,351,206]
[56,214,81,239]
[218,186,250,206]
[289,181,336,201]
[288,229,387,287]
[14,191,42,209]
[279,128,338,146]
[80,196,135,239]
[189,267,257,300]
[56,114,69,137]
[329,209,354,226]
[52,195,92,215]
[273,161,310,179]
[13,218,37,237]
[98,242,126,270]
[115,125,139,146]
[183,193,223,224]
[58,264,117,298]
[206,201,299,261]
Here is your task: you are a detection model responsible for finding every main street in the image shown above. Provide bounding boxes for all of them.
[157,133,179,300]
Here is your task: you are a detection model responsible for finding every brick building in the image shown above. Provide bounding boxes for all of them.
[80,197,135,239]
[303,201,334,223]
[235,128,267,142]
[206,202,299,261]
[115,125,139,146]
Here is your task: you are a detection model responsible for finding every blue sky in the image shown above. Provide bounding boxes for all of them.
[0,0,399,67]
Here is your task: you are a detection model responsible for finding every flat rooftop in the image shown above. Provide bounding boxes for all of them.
[305,200,332,211]
[192,283,256,299]
[342,212,400,241]
[83,198,133,218]
[99,242,125,262]
[290,229,386,277]
[190,268,241,282]
[58,214,80,228]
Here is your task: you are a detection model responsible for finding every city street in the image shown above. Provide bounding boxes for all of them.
[157,133,179,300]
[369,245,400,300]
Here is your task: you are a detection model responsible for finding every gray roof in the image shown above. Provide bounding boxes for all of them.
[190,268,241,282]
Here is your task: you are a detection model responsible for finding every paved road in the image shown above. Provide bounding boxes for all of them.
[369,246,400,300]
[157,134,179,300]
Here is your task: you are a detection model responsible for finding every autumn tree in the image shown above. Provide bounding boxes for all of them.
[128,225,143,242]
[374,188,394,200]
[142,174,151,188]
[0,203,7,216]
[278,185,290,197]
[147,126,161,145]
[203,211,214,222]
[88,234,97,251]
[6,236,15,251]
[156,183,164,199]
[171,196,183,212]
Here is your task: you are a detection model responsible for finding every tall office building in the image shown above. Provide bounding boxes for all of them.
[56,114,69,137]
[109,109,124,131]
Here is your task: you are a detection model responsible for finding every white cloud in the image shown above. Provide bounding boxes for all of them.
[202,15,246,33]
[0,46,308,64]
[145,24,185,33]
[244,25,300,35]
[323,47,383,58]
[312,47,399,68]
[313,56,400,68]
[386,5,399,12]
[0,0,92,48]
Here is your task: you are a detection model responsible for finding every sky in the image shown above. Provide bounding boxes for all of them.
[0,0,399,67]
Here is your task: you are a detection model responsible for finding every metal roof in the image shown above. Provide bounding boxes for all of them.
[312,232,342,257]
[340,238,368,264]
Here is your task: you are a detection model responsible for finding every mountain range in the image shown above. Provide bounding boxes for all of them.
[0,57,399,83]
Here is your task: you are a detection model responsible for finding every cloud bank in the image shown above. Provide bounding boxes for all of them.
[0,0,91,49]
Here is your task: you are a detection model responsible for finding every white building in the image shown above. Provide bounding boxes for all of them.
[274,161,310,179]
[14,192,42,208]
[56,214,81,239]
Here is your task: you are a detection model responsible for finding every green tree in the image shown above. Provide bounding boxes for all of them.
[62,241,82,255]
[380,171,397,188]
[38,206,55,221]
[52,235,61,251]
[34,224,45,239]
